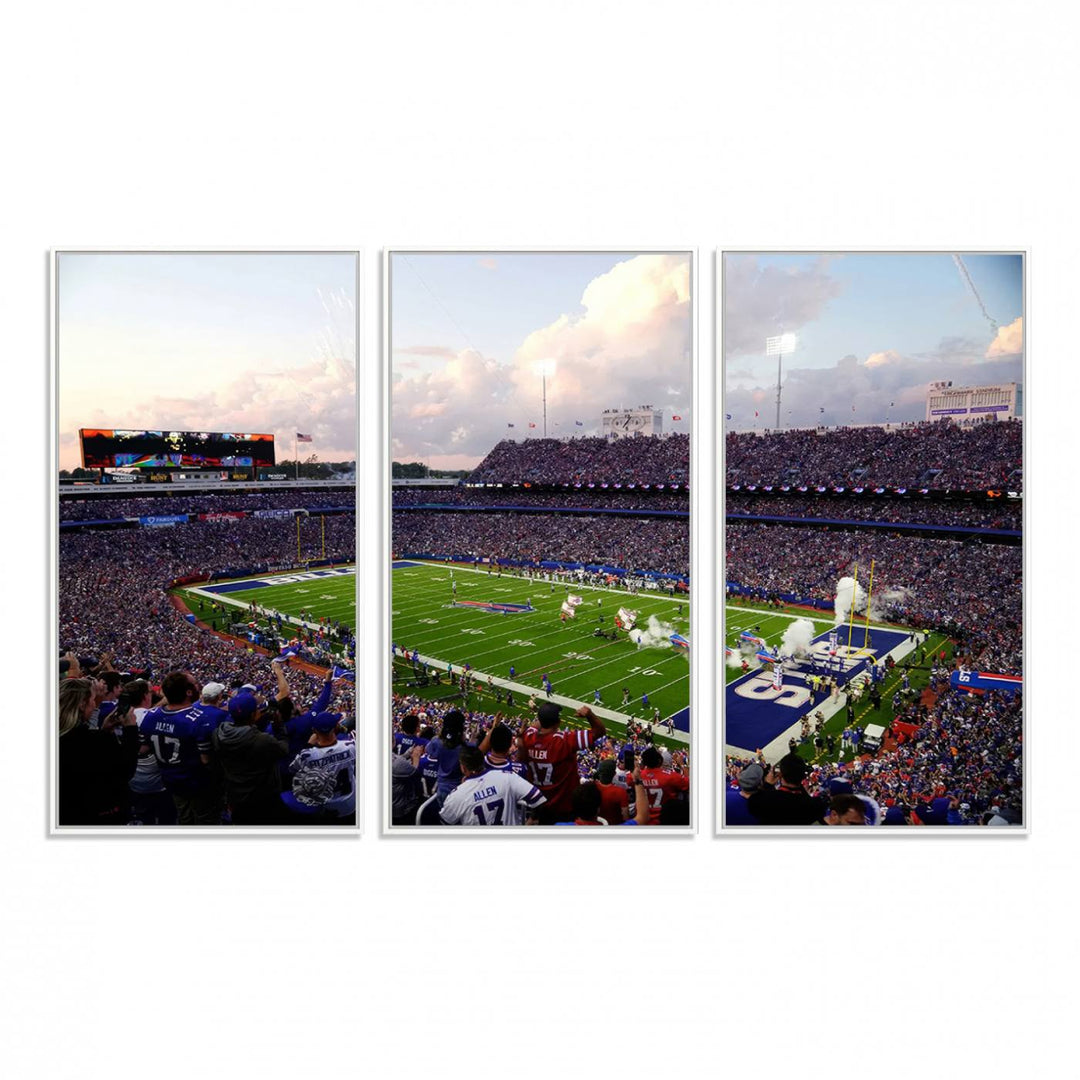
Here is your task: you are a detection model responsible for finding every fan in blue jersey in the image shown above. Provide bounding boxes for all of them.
[394,713,428,756]
[425,710,473,804]
[418,742,440,798]
[139,670,225,825]
[191,682,230,755]
[283,667,336,756]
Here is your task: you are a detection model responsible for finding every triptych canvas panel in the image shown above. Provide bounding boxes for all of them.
[51,249,1024,834]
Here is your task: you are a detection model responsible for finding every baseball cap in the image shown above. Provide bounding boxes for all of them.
[737,762,764,793]
[227,692,259,720]
[240,683,258,693]
[201,682,226,702]
[311,711,342,733]
[597,759,617,784]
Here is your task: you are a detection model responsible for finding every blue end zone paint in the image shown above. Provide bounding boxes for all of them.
[201,579,271,594]
[725,625,910,752]
[668,705,690,734]
[200,568,355,594]
[392,560,423,569]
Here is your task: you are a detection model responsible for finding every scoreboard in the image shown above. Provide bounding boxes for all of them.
[80,429,275,469]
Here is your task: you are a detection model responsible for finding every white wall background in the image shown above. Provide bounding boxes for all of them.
[2,2,1074,1077]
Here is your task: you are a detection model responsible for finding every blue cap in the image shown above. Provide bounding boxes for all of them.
[311,711,342,733]
[228,692,259,720]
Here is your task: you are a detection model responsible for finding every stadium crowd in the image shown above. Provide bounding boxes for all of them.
[60,487,353,521]
[392,487,688,512]
[393,510,689,578]
[726,421,1022,491]
[469,433,689,486]
[727,493,1021,531]
[725,683,1021,826]
[58,512,357,826]
[726,523,1021,672]
[390,693,690,826]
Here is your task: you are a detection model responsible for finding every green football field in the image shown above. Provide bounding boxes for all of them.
[392,561,690,736]
[179,568,356,655]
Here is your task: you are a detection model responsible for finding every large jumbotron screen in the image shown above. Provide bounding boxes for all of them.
[80,429,276,469]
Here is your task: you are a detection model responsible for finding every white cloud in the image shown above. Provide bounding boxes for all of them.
[864,349,902,368]
[392,254,691,466]
[723,254,844,358]
[986,315,1023,358]
[726,341,1023,428]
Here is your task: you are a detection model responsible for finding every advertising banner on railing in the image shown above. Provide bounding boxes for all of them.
[138,514,188,526]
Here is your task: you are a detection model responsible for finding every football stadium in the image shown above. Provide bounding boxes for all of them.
[723,419,1023,827]
[57,429,357,827]
[391,431,691,826]
[389,250,693,828]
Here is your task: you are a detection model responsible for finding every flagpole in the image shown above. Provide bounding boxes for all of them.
[294,432,298,481]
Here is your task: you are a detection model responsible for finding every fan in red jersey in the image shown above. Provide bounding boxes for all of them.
[520,701,605,824]
[638,746,690,825]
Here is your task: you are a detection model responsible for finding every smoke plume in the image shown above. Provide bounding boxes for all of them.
[629,615,676,649]
[781,618,816,658]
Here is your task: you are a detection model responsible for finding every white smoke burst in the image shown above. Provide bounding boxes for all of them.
[629,615,676,649]
[781,618,816,658]
[834,576,868,623]
[727,648,759,670]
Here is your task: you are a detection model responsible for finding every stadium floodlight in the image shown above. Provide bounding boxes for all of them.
[765,333,797,429]
[533,358,558,436]
[765,333,797,356]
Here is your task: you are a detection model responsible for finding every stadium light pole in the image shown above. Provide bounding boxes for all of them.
[535,358,557,437]
[765,333,797,429]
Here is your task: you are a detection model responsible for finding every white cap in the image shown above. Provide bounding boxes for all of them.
[201,682,227,702]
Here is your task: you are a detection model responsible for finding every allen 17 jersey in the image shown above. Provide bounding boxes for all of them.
[521,727,596,813]
[439,769,545,826]
[638,766,689,824]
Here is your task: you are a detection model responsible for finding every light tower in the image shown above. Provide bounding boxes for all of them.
[765,333,796,429]
[534,358,557,436]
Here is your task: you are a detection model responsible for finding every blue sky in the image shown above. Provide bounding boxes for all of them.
[724,251,1023,427]
[391,252,626,374]
[58,252,357,468]
[391,251,692,468]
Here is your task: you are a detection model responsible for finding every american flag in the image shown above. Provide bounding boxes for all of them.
[296,432,313,443]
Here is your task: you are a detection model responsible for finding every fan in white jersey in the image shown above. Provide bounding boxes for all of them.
[439,745,546,826]
[284,711,356,819]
